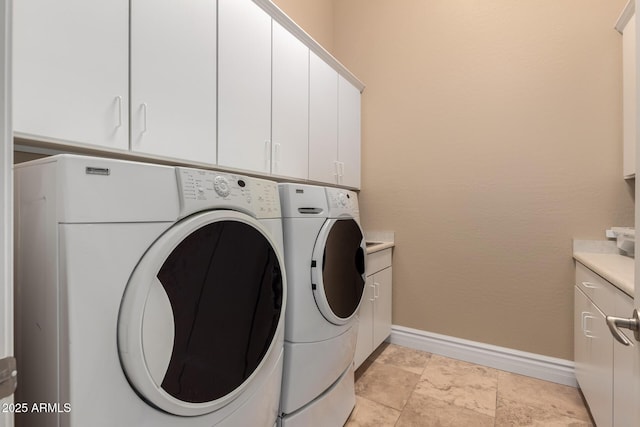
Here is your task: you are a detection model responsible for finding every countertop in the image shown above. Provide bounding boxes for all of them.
[366,241,394,254]
[573,240,634,297]
[365,231,395,255]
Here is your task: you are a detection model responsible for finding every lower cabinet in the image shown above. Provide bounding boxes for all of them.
[574,261,636,427]
[354,248,392,369]
[574,286,613,427]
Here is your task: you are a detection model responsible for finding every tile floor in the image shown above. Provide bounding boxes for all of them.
[346,343,594,427]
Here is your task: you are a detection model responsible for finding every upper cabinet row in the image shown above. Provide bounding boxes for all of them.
[13,0,363,189]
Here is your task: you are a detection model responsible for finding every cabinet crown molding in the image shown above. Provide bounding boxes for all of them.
[253,0,365,93]
[616,0,635,34]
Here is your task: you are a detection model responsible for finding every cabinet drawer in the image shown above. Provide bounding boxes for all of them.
[575,262,615,314]
[366,248,392,276]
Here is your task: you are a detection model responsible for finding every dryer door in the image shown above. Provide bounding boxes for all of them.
[311,217,366,325]
[118,210,284,417]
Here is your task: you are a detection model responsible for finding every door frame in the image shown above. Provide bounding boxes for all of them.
[0,0,13,425]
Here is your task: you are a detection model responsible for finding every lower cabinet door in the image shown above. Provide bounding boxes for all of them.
[574,286,613,427]
[372,267,392,348]
[354,277,374,369]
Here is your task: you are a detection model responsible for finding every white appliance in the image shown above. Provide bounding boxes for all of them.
[14,155,287,427]
[278,183,366,426]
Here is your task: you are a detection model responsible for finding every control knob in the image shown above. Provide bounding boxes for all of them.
[213,176,230,197]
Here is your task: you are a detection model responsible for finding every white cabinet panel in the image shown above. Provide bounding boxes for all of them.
[354,277,374,369]
[373,267,392,348]
[355,249,393,369]
[218,0,272,173]
[272,21,309,179]
[130,0,217,163]
[622,13,636,178]
[13,0,129,150]
[308,52,338,184]
[338,76,361,188]
[613,290,638,427]
[574,286,613,427]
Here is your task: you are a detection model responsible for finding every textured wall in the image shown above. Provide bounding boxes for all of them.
[275,0,635,359]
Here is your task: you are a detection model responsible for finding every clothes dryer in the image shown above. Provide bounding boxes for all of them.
[278,183,366,427]
[14,155,286,427]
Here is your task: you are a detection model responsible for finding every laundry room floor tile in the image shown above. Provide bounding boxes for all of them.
[354,362,421,411]
[414,354,499,417]
[372,342,432,375]
[495,370,593,424]
[344,396,401,427]
[347,343,595,427]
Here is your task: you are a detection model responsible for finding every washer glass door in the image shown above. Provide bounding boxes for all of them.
[118,210,284,416]
[311,217,366,325]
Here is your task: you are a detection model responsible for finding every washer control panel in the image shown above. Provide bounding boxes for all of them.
[325,187,359,218]
[176,167,281,218]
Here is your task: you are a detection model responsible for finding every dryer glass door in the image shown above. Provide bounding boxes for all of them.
[311,218,366,325]
[118,210,284,417]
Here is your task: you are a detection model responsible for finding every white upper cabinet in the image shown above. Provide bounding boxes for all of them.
[218,0,272,174]
[309,52,362,188]
[616,1,636,179]
[271,21,310,180]
[308,52,339,184]
[130,0,217,163]
[621,12,636,179]
[13,0,129,150]
[338,76,362,188]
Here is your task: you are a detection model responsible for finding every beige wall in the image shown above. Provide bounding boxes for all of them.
[276,0,635,360]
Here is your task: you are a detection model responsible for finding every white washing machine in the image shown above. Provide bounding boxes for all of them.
[14,155,287,427]
[278,183,366,427]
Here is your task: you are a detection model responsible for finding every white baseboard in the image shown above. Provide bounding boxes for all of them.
[388,325,577,388]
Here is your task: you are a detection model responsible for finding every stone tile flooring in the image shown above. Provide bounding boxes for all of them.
[346,343,594,427]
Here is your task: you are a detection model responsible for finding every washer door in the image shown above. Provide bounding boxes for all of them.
[118,210,284,417]
[311,217,366,325]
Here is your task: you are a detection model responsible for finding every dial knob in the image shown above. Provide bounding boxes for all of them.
[213,176,230,197]
[338,193,348,207]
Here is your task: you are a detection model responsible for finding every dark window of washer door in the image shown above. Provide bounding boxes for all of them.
[155,220,283,404]
[322,219,366,319]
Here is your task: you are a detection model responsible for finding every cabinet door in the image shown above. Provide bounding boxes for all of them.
[613,290,638,427]
[130,0,216,163]
[354,277,374,370]
[338,76,362,188]
[575,287,613,427]
[13,0,128,150]
[622,14,636,178]
[308,52,338,184]
[271,21,309,179]
[373,267,392,348]
[218,0,272,173]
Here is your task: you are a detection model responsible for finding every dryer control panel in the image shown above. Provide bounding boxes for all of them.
[176,167,281,219]
[325,187,360,218]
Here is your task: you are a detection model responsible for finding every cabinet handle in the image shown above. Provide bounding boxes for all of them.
[274,143,281,167]
[115,96,122,128]
[582,312,596,338]
[339,161,345,183]
[581,281,599,289]
[264,141,271,171]
[141,103,148,134]
[374,282,379,299]
[369,283,375,302]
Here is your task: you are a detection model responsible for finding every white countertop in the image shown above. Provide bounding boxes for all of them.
[366,241,394,254]
[573,252,634,297]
